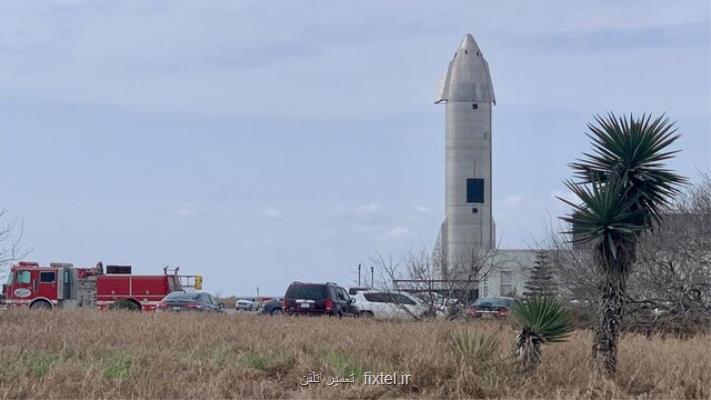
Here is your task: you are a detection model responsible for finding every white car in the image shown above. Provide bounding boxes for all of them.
[352,291,432,320]
[235,298,258,311]
[415,292,457,312]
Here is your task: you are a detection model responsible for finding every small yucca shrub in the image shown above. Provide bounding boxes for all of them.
[449,329,501,367]
[512,296,574,372]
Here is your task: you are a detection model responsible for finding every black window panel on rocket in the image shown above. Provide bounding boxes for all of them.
[467,179,485,203]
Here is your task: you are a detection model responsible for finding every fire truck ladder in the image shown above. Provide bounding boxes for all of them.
[163,266,203,291]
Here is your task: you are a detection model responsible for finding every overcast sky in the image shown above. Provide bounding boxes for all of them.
[1,1,709,296]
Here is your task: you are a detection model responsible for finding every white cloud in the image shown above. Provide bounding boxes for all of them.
[243,237,276,249]
[334,202,389,232]
[377,226,409,241]
[319,227,337,239]
[415,205,432,214]
[352,224,381,233]
[353,202,381,218]
[334,202,381,218]
[334,201,386,223]
[503,194,524,208]
[177,206,192,219]
[262,208,283,219]
[2,2,705,120]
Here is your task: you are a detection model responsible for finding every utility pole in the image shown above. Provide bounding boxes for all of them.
[370,266,374,288]
[358,264,362,286]
[256,287,261,311]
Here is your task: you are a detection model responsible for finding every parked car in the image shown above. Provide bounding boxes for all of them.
[235,298,258,311]
[283,281,358,317]
[353,290,432,320]
[348,287,370,295]
[156,291,224,313]
[467,297,514,319]
[260,297,284,316]
[413,291,455,312]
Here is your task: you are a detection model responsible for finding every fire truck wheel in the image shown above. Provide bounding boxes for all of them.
[30,300,52,310]
[109,299,142,312]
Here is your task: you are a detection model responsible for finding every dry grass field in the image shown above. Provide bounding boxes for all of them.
[0,310,709,399]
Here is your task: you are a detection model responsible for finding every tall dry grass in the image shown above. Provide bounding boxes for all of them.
[0,310,708,399]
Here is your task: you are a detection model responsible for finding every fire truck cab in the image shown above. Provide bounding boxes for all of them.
[1,261,201,311]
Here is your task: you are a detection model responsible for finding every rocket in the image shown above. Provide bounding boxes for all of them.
[434,33,496,271]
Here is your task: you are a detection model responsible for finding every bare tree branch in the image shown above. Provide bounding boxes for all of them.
[368,245,505,320]
[0,209,29,281]
[548,173,711,333]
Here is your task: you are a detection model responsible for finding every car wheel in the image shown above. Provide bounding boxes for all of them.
[360,311,375,318]
[271,308,283,316]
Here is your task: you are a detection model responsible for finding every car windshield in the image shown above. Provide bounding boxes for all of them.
[164,292,201,301]
[473,298,512,308]
[286,285,327,300]
[415,292,441,302]
[364,292,417,305]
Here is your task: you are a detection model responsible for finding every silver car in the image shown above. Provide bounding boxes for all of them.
[235,298,258,311]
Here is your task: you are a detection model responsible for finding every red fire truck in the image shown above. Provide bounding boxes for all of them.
[0,261,202,311]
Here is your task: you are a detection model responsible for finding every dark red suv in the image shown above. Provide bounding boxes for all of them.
[283,282,359,317]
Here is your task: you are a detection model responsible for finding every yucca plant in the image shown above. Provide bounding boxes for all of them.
[449,329,501,368]
[561,113,686,376]
[512,296,573,372]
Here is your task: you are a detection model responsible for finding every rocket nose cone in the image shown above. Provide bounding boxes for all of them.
[459,33,480,53]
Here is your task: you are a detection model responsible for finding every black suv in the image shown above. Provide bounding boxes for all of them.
[283,281,358,317]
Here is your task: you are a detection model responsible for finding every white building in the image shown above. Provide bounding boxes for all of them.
[478,250,536,298]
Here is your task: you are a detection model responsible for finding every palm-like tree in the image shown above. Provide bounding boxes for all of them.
[560,113,686,376]
[512,296,573,372]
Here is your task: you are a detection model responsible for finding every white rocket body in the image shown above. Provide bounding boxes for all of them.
[435,34,496,271]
